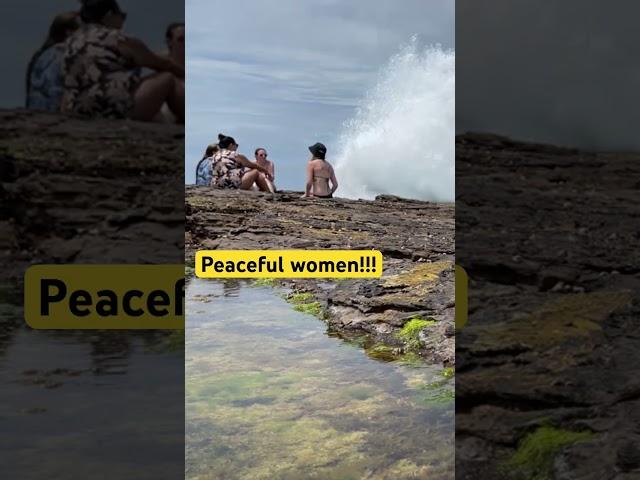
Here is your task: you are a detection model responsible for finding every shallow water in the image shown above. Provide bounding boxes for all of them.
[0,290,184,479]
[186,279,454,480]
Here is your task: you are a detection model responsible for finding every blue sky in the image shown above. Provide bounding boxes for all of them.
[186,0,455,189]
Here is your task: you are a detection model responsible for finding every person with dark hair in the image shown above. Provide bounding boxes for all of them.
[26,11,81,111]
[303,142,338,198]
[254,148,276,193]
[61,0,185,122]
[165,22,185,67]
[210,134,273,190]
[195,143,219,186]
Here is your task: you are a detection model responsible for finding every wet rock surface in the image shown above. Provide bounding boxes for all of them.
[185,187,455,365]
[456,133,640,479]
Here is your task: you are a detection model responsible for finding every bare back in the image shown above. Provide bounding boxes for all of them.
[310,159,335,196]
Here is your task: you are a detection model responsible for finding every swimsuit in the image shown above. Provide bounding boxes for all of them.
[313,174,332,197]
[211,149,246,189]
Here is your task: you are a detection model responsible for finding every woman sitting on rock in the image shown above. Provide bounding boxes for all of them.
[195,144,219,186]
[61,0,184,122]
[211,134,273,190]
[254,147,276,193]
[26,11,81,112]
[303,142,338,198]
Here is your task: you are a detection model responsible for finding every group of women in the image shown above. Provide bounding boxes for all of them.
[196,135,339,198]
[26,0,184,123]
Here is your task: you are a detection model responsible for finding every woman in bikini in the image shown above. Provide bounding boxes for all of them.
[211,134,273,190]
[303,142,338,198]
[254,148,276,193]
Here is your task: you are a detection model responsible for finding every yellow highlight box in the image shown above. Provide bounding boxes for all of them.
[24,265,184,329]
[195,250,383,278]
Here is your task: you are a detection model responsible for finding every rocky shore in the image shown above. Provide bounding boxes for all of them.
[185,187,455,365]
[456,133,640,479]
[1,109,184,280]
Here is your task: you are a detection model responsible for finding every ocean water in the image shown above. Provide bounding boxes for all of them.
[334,39,455,202]
[186,279,454,480]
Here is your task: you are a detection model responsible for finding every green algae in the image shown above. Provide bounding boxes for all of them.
[421,388,455,405]
[366,344,398,362]
[396,317,436,350]
[396,351,425,367]
[285,292,325,319]
[441,367,455,379]
[293,301,323,317]
[344,384,376,401]
[399,317,437,339]
[252,278,277,288]
[186,280,454,479]
[287,292,314,303]
[412,378,455,405]
[365,343,431,366]
[503,426,594,480]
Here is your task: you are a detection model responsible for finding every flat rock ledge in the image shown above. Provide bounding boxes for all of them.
[185,186,455,366]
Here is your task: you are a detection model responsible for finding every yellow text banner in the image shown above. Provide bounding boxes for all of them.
[195,250,383,278]
[24,265,184,329]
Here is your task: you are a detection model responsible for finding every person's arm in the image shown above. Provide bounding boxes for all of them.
[118,36,184,78]
[268,161,275,180]
[329,165,338,194]
[235,154,272,177]
[303,162,314,197]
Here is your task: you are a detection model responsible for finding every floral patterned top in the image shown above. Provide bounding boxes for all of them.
[62,23,141,118]
[26,44,65,112]
[211,149,246,189]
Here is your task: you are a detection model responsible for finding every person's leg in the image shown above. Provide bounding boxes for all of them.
[239,170,259,190]
[166,79,185,124]
[253,173,271,192]
[132,72,183,122]
[264,177,276,193]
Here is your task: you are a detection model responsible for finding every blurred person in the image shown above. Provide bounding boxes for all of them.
[165,22,184,66]
[61,0,184,122]
[155,22,185,123]
[303,142,338,198]
[26,11,81,111]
